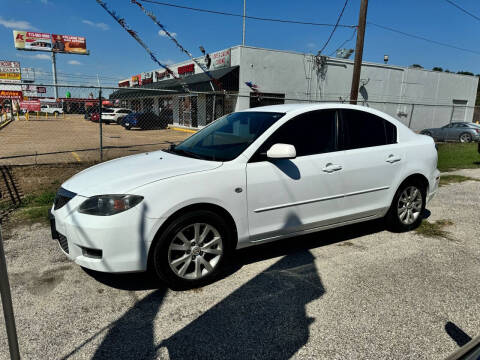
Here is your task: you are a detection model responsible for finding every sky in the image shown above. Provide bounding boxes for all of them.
[1,0,480,88]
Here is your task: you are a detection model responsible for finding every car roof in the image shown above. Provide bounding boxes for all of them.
[240,103,385,114]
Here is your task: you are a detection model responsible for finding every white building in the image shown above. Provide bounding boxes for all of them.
[113,45,479,131]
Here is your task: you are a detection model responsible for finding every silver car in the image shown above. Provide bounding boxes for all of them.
[421,122,480,143]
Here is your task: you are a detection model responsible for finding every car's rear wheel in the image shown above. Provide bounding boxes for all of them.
[152,210,234,289]
[459,132,472,143]
[386,180,426,232]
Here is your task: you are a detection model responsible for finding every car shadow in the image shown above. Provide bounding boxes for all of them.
[90,249,324,360]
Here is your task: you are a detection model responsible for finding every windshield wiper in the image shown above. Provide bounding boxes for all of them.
[168,146,207,160]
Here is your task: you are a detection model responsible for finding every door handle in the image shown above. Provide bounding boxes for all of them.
[322,163,343,173]
[386,154,401,163]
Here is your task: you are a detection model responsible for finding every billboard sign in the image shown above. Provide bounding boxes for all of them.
[13,31,87,54]
[22,85,39,97]
[13,31,52,51]
[52,34,87,54]
[0,61,21,82]
[0,90,23,100]
[20,100,41,112]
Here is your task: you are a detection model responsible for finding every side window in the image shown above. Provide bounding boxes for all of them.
[341,109,396,150]
[251,109,337,161]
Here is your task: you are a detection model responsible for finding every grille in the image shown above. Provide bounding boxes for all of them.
[58,233,69,254]
[54,188,76,210]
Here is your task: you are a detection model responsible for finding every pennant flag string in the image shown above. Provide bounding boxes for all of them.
[96,0,190,93]
[131,0,224,91]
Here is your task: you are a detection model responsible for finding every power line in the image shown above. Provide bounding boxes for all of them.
[329,27,357,56]
[318,0,350,54]
[368,22,480,56]
[443,0,480,21]
[142,0,356,28]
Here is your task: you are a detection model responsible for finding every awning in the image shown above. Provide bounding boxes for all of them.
[110,66,239,100]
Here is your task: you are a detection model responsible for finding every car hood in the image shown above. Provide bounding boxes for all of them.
[62,150,222,197]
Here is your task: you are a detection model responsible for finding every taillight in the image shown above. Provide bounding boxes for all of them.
[475,129,480,134]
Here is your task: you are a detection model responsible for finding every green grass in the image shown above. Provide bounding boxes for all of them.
[9,190,55,224]
[437,143,480,172]
[439,174,480,187]
[415,219,454,240]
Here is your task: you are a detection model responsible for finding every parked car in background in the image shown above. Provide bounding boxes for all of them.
[50,103,439,288]
[421,122,480,143]
[84,106,99,120]
[40,104,64,116]
[120,111,166,130]
[90,113,100,122]
[101,108,132,124]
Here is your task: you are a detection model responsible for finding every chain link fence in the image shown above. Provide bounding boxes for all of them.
[0,83,479,166]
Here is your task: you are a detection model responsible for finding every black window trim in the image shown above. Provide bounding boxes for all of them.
[248,109,341,163]
[338,108,398,151]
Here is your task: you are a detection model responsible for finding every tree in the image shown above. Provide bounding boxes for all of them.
[457,71,474,76]
[410,64,423,69]
[445,69,451,73]
[432,67,443,72]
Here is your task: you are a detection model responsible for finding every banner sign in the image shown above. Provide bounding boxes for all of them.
[0,90,23,100]
[0,61,21,82]
[20,100,41,112]
[37,86,47,94]
[13,31,87,54]
[131,74,141,86]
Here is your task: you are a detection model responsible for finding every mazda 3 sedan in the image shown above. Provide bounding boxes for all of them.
[50,104,440,288]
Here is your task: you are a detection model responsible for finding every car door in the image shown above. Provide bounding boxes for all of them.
[246,109,346,242]
[439,124,453,141]
[338,109,405,219]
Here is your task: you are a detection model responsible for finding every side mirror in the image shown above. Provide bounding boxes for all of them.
[266,143,296,159]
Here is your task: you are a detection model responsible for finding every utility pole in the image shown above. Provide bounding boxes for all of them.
[242,0,246,46]
[51,52,58,100]
[349,0,368,104]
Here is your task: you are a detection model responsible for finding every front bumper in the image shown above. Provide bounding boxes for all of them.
[50,195,162,273]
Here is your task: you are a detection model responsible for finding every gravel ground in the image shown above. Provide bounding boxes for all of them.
[0,173,479,359]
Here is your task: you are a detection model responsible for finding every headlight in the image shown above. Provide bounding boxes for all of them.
[78,195,144,216]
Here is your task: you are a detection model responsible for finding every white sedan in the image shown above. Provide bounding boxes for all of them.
[101,108,132,124]
[50,104,440,288]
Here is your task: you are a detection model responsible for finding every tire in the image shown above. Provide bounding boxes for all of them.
[152,210,235,289]
[124,125,131,130]
[385,179,426,232]
[459,132,472,143]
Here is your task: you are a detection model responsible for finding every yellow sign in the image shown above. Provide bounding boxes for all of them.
[0,73,21,80]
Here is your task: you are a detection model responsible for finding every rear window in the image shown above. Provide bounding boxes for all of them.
[102,109,114,113]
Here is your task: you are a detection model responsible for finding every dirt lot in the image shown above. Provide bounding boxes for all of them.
[0,115,190,165]
[0,170,479,359]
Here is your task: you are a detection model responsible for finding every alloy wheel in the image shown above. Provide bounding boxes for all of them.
[397,186,423,225]
[460,133,471,143]
[168,223,223,280]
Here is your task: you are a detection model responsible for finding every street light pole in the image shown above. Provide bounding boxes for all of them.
[349,0,368,104]
[242,0,246,46]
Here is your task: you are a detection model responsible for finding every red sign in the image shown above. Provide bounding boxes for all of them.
[0,90,22,100]
[37,86,46,94]
[118,80,129,88]
[20,100,41,111]
[178,64,194,75]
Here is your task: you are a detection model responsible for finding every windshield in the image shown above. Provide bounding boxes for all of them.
[169,111,285,161]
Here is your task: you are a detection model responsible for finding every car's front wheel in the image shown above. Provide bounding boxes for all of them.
[152,210,234,288]
[386,180,426,232]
